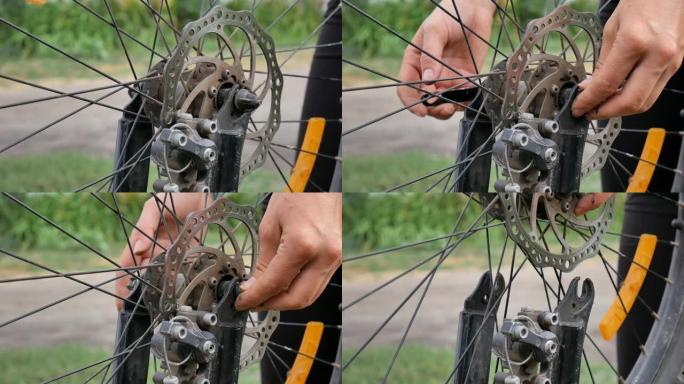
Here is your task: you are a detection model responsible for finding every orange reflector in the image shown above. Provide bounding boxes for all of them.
[599,234,657,340]
[25,0,47,4]
[285,321,325,384]
[626,128,665,192]
[286,117,326,192]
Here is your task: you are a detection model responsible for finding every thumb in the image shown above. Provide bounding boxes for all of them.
[574,193,613,215]
[419,23,448,86]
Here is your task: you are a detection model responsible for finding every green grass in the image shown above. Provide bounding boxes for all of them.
[0,151,283,192]
[343,151,453,192]
[342,343,615,384]
[0,343,260,384]
[0,248,115,276]
[0,151,113,192]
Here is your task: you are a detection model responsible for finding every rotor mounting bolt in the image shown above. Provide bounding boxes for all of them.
[222,69,231,80]
[551,85,559,94]
[208,86,218,98]
[209,277,218,287]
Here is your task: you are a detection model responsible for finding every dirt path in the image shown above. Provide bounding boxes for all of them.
[342,87,461,157]
[0,274,118,349]
[343,259,618,364]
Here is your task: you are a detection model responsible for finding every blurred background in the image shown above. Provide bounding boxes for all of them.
[0,0,327,191]
[342,0,601,191]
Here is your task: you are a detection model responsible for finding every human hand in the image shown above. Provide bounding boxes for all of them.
[115,193,210,311]
[397,0,495,119]
[572,0,684,119]
[575,193,614,216]
[235,193,342,312]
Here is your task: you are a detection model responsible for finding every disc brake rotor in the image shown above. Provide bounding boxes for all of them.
[144,7,283,191]
[490,5,621,193]
[143,197,278,382]
[495,192,615,271]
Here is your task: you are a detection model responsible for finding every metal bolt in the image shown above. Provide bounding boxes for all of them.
[544,148,558,162]
[544,340,557,355]
[512,132,529,147]
[543,120,559,134]
[170,132,187,147]
[198,119,218,135]
[209,276,218,287]
[163,183,180,193]
[511,324,528,340]
[171,325,187,340]
[203,340,216,355]
[163,376,180,384]
[200,312,218,328]
[540,311,559,328]
[208,86,218,98]
[203,148,216,162]
[504,376,521,384]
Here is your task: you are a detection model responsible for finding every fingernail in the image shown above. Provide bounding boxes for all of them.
[578,78,590,89]
[133,240,145,255]
[240,277,256,292]
[422,68,435,82]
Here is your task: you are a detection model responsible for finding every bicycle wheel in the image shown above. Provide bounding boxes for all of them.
[341,192,684,383]
[0,192,341,383]
[341,0,683,193]
[0,0,341,192]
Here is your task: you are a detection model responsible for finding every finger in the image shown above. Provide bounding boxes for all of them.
[253,262,337,312]
[426,103,457,119]
[398,30,428,117]
[254,216,281,280]
[587,61,667,120]
[572,34,642,117]
[574,193,614,215]
[419,22,448,86]
[235,233,316,310]
[595,18,617,72]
